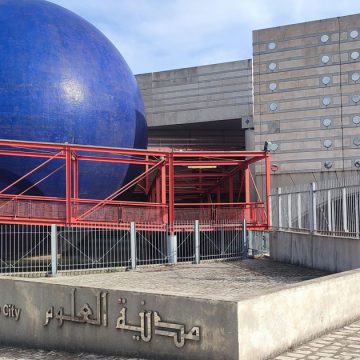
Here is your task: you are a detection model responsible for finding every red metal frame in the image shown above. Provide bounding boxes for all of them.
[0,139,271,230]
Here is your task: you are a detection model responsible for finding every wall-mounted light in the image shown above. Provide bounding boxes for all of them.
[324,160,333,169]
[263,141,272,152]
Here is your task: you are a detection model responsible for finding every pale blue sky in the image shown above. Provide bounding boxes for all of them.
[50,0,360,74]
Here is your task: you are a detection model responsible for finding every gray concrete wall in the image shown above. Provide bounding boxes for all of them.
[238,269,360,359]
[0,279,239,360]
[270,230,360,272]
[253,14,360,184]
[2,270,360,359]
[136,60,253,127]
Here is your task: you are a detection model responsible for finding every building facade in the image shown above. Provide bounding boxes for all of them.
[136,14,360,187]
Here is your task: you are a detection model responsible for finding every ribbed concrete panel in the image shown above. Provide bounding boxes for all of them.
[253,13,360,179]
[136,60,253,127]
[148,119,245,150]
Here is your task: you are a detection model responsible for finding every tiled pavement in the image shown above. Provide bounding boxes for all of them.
[273,320,360,360]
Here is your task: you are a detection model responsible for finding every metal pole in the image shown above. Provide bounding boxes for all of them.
[327,190,332,232]
[297,192,302,229]
[355,194,359,239]
[167,233,177,265]
[288,194,292,229]
[278,187,282,229]
[194,220,200,264]
[220,226,225,255]
[342,187,348,233]
[130,222,136,270]
[248,230,253,256]
[310,182,317,233]
[242,218,248,257]
[51,224,58,276]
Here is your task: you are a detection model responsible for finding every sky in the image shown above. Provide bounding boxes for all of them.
[50,0,360,75]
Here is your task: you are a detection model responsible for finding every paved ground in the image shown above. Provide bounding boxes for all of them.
[273,320,360,360]
[21,258,329,301]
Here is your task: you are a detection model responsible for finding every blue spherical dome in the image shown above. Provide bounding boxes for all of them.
[0,0,147,199]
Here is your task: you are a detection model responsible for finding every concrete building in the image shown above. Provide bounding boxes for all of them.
[136,13,360,187]
[135,60,253,150]
[253,14,360,187]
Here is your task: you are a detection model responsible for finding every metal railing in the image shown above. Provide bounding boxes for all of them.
[0,220,251,276]
[270,174,360,238]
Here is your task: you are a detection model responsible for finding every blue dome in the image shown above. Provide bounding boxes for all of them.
[0,0,147,199]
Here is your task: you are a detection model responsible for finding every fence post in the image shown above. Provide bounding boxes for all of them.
[167,233,177,265]
[130,222,137,270]
[248,230,253,256]
[297,192,302,229]
[50,224,58,276]
[310,182,317,233]
[355,194,360,238]
[242,218,248,257]
[287,194,292,229]
[327,190,332,232]
[220,226,225,255]
[342,188,348,233]
[278,187,282,229]
[194,220,200,264]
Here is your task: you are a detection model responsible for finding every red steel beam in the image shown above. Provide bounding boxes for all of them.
[0,164,65,212]
[76,160,165,222]
[0,139,270,228]
[174,173,228,178]
[76,155,158,165]
[168,153,175,234]
[174,160,245,166]
[65,147,72,224]
[0,149,61,159]
[0,139,167,157]
[175,202,263,206]
[265,152,271,229]
[172,150,266,157]
[244,167,250,203]
[0,150,63,194]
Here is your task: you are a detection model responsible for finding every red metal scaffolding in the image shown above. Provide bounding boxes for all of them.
[0,139,271,231]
